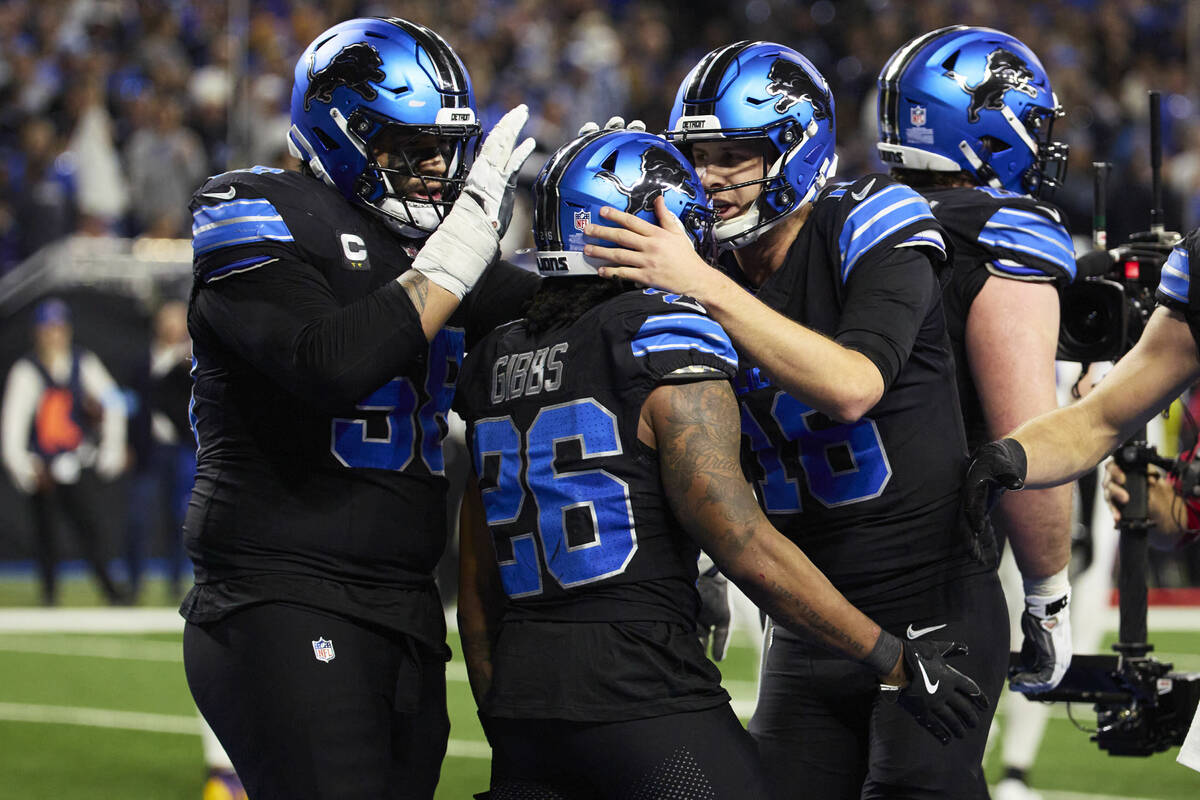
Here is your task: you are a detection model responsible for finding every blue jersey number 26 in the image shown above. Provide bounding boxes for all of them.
[473,398,637,598]
[741,390,892,512]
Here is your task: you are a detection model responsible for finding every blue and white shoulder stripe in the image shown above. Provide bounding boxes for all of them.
[630,312,738,369]
[837,181,944,281]
[978,205,1076,281]
[192,197,294,258]
[1157,246,1191,305]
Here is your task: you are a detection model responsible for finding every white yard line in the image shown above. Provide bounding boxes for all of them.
[0,635,182,661]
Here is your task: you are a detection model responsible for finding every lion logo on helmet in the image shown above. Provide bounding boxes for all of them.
[765,58,831,121]
[304,42,386,111]
[948,47,1039,123]
[597,147,697,214]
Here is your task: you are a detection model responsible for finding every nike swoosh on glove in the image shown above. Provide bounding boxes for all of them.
[695,557,731,661]
[1010,588,1072,693]
[412,104,536,298]
[960,438,1027,563]
[882,640,990,745]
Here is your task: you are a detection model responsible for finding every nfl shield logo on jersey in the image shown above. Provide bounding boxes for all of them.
[312,637,335,663]
[574,210,591,231]
[910,105,927,126]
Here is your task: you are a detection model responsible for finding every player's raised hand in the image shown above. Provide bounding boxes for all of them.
[960,438,1027,562]
[881,640,989,745]
[465,104,537,238]
[413,105,535,299]
[577,116,648,137]
[585,196,718,297]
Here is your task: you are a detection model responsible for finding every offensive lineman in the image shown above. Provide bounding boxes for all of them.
[180,18,536,799]
[588,42,1008,798]
[877,27,1078,798]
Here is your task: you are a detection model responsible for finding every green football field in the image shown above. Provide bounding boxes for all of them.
[0,576,1198,799]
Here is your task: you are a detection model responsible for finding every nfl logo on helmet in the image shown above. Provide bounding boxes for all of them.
[910,105,927,126]
[574,210,591,231]
[312,637,336,663]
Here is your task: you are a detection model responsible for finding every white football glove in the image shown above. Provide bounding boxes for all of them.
[1010,569,1072,693]
[412,104,536,299]
[576,116,647,137]
[695,551,731,661]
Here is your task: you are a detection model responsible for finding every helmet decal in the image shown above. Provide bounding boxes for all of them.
[765,58,831,120]
[597,147,698,214]
[302,42,386,111]
[947,48,1039,123]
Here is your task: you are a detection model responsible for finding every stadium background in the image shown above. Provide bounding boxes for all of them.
[0,0,1198,797]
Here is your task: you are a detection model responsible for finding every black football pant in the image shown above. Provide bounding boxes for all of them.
[184,603,449,800]
[483,703,770,799]
[749,570,1008,800]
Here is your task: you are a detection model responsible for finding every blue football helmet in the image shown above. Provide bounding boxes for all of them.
[665,41,838,250]
[288,17,480,237]
[532,129,715,277]
[877,26,1067,198]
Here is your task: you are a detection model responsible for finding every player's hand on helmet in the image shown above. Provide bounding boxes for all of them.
[1010,576,1072,693]
[695,554,731,661]
[577,116,648,137]
[585,196,721,297]
[881,640,989,745]
[412,105,536,298]
[960,438,1027,563]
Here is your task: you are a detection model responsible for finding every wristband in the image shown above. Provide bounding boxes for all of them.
[865,629,904,676]
[1022,565,1070,599]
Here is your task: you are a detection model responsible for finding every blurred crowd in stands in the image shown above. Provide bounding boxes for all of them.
[0,0,1197,274]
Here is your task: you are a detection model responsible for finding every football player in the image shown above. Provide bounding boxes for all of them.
[586,42,1007,798]
[455,129,986,799]
[964,231,1200,776]
[180,18,537,800]
[876,27,1076,799]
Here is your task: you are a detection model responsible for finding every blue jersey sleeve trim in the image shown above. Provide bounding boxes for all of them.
[630,313,738,368]
[978,207,1076,279]
[1158,247,1191,304]
[839,185,937,281]
[192,198,294,256]
[203,255,278,282]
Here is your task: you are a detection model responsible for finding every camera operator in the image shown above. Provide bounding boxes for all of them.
[964,231,1200,771]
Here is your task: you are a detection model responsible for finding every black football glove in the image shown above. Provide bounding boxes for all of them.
[695,558,731,661]
[961,438,1028,563]
[882,640,990,745]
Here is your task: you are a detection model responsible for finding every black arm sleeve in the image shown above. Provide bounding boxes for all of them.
[192,260,429,412]
[833,246,938,389]
[459,259,541,349]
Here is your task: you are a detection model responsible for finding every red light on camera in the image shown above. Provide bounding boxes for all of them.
[1124,260,1140,280]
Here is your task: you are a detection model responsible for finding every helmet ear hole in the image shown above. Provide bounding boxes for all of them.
[979,135,1011,154]
[313,126,341,152]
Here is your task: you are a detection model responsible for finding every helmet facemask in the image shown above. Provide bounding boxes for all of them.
[346,109,480,237]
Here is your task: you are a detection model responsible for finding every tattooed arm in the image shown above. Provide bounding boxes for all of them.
[397,269,465,340]
[641,378,905,683]
[457,470,505,707]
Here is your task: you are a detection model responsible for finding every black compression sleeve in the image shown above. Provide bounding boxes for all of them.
[834,246,938,390]
[193,260,428,412]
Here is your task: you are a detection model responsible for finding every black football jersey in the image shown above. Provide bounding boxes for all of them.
[930,186,1075,448]
[182,166,538,646]
[453,288,738,720]
[729,174,983,612]
[1155,228,1200,355]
